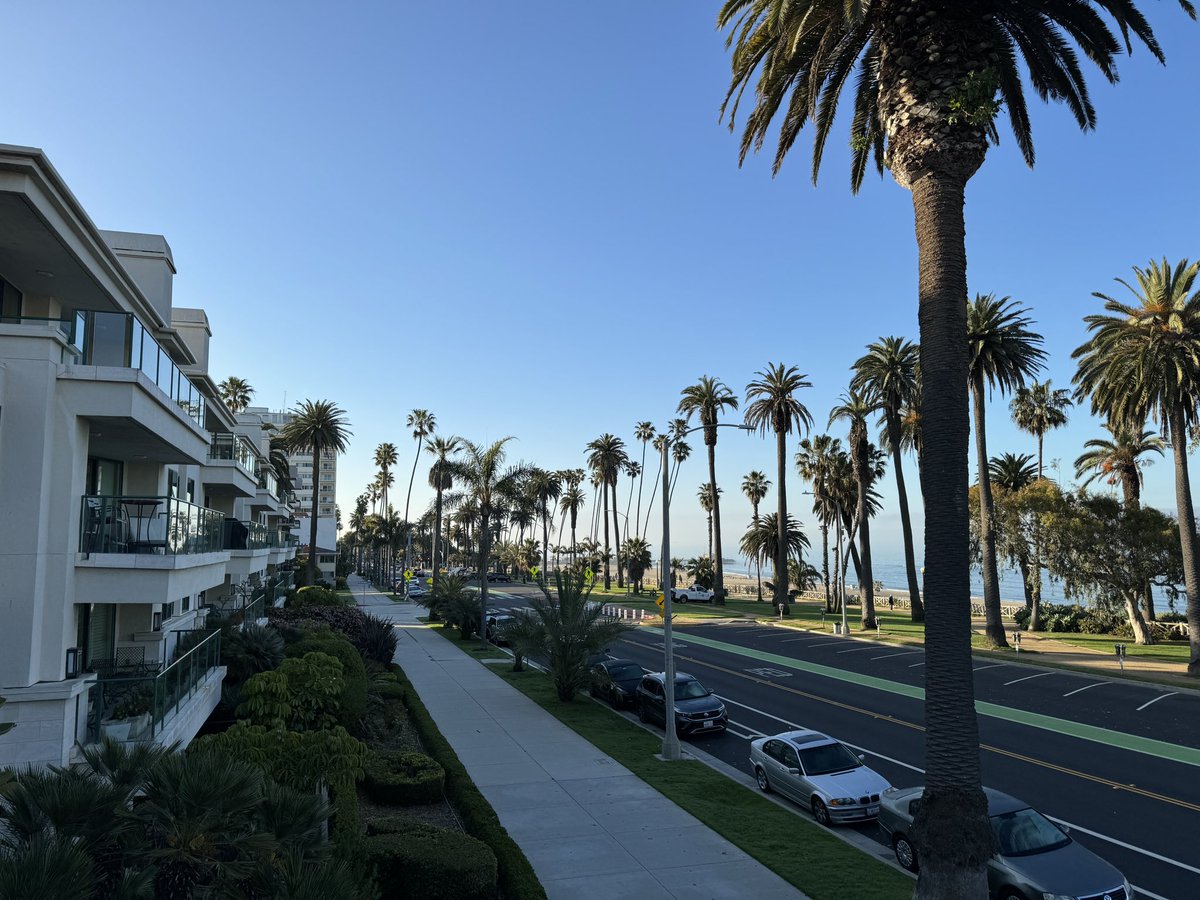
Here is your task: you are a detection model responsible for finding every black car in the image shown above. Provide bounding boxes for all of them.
[635,671,727,737]
[485,614,516,644]
[588,658,644,709]
[486,571,511,583]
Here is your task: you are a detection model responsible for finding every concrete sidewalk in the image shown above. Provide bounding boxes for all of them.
[348,575,806,900]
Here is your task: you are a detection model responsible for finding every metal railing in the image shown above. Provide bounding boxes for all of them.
[80,495,224,554]
[222,519,269,551]
[208,433,259,474]
[257,468,280,500]
[87,630,221,744]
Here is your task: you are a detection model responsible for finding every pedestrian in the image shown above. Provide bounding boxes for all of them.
[888,595,895,612]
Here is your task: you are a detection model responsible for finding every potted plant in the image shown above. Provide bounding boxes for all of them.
[102,687,154,741]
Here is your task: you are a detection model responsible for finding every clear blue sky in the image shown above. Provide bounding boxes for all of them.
[10,2,1200,565]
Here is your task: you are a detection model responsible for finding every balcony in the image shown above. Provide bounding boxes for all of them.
[223,519,270,579]
[204,434,259,498]
[87,630,222,747]
[209,433,258,472]
[257,468,279,500]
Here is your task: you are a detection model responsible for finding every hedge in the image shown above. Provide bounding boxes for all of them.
[372,682,407,703]
[391,665,547,900]
[286,627,369,729]
[362,750,445,805]
[365,822,498,900]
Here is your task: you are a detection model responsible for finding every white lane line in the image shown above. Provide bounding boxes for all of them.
[1004,671,1054,686]
[726,726,759,740]
[720,696,1200,882]
[802,640,846,649]
[908,662,926,668]
[1137,692,1178,712]
[727,721,765,739]
[870,650,924,661]
[973,663,1007,672]
[781,637,826,644]
[836,646,880,654]
[1063,682,1107,698]
[1130,885,1171,900]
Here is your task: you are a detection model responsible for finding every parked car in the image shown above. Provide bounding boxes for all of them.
[878,786,1131,900]
[485,614,516,644]
[486,571,511,583]
[671,584,714,603]
[406,582,429,598]
[749,730,891,826]
[588,658,644,709]
[635,671,727,736]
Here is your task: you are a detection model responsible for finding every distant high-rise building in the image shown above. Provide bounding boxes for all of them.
[245,406,337,518]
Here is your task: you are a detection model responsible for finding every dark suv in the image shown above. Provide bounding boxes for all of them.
[635,672,727,737]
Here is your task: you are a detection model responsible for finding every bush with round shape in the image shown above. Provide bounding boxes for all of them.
[289,585,347,610]
[364,823,497,900]
[361,751,444,806]
[267,605,366,644]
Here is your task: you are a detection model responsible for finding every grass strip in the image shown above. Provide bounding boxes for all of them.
[432,629,911,900]
[389,660,547,900]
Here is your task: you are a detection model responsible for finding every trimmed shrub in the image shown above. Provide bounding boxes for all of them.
[267,605,366,644]
[336,576,348,591]
[287,627,368,730]
[361,750,444,805]
[356,613,399,665]
[289,585,348,609]
[364,823,497,900]
[372,682,406,703]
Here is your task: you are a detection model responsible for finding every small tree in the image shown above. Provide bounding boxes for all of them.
[621,537,652,592]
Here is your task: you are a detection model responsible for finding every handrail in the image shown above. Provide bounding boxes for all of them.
[80,495,224,555]
[208,433,259,474]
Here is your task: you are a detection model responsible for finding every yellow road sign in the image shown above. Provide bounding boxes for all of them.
[655,594,664,609]
[404,569,414,580]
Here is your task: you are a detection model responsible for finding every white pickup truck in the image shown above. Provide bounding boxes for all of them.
[671,583,715,603]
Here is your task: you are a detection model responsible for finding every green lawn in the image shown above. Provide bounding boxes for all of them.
[431,629,912,900]
[1035,630,1191,662]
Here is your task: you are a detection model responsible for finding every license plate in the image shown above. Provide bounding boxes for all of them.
[703,720,713,728]
[867,805,879,815]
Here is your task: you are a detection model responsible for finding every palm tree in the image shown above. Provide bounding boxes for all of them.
[744,363,813,612]
[969,294,1045,649]
[586,434,629,590]
[402,410,436,575]
[634,422,656,538]
[1075,424,1165,509]
[528,467,562,582]
[559,485,586,567]
[740,512,810,598]
[667,417,691,501]
[697,482,720,560]
[426,435,461,596]
[986,453,1041,626]
[1074,259,1200,668]
[796,434,840,610]
[853,337,925,621]
[622,460,642,539]
[374,443,398,515]
[641,433,670,539]
[621,536,653,592]
[280,401,352,585]
[1010,380,1072,479]
[829,390,882,630]
[218,376,254,414]
[717,4,1192,892]
[741,470,771,600]
[268,437,295,498]
[679,376,739,605]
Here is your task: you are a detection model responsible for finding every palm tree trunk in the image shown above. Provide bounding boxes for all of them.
[775,427,789,612]
[478,506,491,651]
[541,512,549,584]
[709,442,726,606]
[752,500,763,601]
[707,514,713,560]
[307,446,320,585]
[602,481,611,590]
[612,479,624,588]
[570,511,578,568]
[643,447,664,539]
[909,170,990,897]
[1168,408,1200,675]
[432,485,444,597]
[887,407,924,621]
[636,441,648,539]
[821,521,831,611]
[971,373,1009,648]
[857,471,877,629]
[404,439,423,574]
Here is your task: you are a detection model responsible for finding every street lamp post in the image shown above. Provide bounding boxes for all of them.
[658,421,750,762]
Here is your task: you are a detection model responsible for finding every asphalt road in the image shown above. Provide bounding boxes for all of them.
[488,588,1200,900]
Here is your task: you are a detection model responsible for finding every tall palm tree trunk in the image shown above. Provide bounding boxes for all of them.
[602,482,611,590]
[432,486,444,597]
[541,512,549,584]
[752,499,762,601]
[478,506,492,650]
[910,171,991,896]
[856,465,877,629]
[709,443,726,606]
[1169,409,1200,675]
[707,514,713,560]
[887,408,924,621]
[306,446,320,585]
[821,522,831,611]
[570,510,578,568]
[643,449,663,539]
[971,373,1009,648]
[636,442,648,539]
[612,479,624,588]
[774,428,788,611]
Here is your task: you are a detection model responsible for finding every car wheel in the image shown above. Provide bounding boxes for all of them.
[609,692,621,710]
[812,798,831,827]
[892,834,918,872]
[998,892,1027,900]
[638,702,649,723]
[755,767,771,793]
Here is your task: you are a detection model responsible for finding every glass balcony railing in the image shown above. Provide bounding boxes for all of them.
[257,468,280,500]
[80,495,224,555]
[208,434,258,474]
[0,314,75,343]
[87,630,221,744]
[222,519,268,551]
[60,309,207,429]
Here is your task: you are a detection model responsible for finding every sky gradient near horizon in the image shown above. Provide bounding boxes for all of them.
[9,2,1200,565]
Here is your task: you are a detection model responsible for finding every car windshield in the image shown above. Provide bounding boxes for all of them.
[991,808,1070,857]
[797,742,862,776]
[674,679,710,700]
[610,665,642,680]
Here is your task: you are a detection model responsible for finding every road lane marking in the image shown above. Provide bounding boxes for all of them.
[802,640,846,649]
[1063,682,1107,698]
[642,628,1200,768]
[871,651,924,661]
[907,662,926,667]
[837,646,881,654]
[1044,816,1200,877]
[1137,692,1178,712]
[972,663,1007,672]
[1003,671,1054,686]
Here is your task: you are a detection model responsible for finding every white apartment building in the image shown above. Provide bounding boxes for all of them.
[0,145,297,768]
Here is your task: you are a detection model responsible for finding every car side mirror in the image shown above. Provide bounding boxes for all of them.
[1057,823,1071,835]
[787,768,801,776]
[858,754,865,762]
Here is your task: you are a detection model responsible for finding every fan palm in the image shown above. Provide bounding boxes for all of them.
[426,435,461,595]
[634,422,656,538]
[969,294,1045,649]
[446,438,531,648]
[1010,380,1072,479]
[717,3,1194,889]
[280,401,352,585]
[1074,259,1200,664]
[796,434,840,609]
[621,536,653,592]
[853,337,924,621]
[741,470,771,600]
[669,435,692,502]
[744,362,813,612]
[829,390,882,629]
[218,376,254,414]
[740,512,809,586]
[559,485,586,567]
[989,453,1037,494]
[586,434,629,590]
[679,376,740,605]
